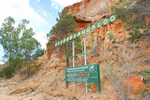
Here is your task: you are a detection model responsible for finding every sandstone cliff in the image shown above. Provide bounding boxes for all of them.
[46,0,124,59]
[64,0,118,17]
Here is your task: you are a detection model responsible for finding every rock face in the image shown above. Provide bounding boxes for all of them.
[64,0,118,17]
[64,0,120,34]
[45,43,51,59]
[68,0,126,51]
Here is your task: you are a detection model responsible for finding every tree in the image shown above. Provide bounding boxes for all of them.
[0,16,42,78]
[46,26,58,58]
[33,48,45,58]
[0,17,35,58]
[47,10,77,67]
[57,10,77,67]
[0,16,17,58]
[3,66,15,78]
[23,48,45,77]
[19,27,41,77]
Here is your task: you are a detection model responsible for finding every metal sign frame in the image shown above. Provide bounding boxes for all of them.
[55,14,117,94]
[65,33,100,94]
[67,33,93,58]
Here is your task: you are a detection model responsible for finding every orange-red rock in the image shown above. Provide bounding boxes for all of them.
[92,83,97,92]
[123,75,149,99]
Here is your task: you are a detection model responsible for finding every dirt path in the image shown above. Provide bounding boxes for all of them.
[0,78,67,100]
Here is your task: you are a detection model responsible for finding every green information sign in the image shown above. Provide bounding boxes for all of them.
[65,64,101,93]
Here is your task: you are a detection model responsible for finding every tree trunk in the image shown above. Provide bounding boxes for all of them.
[66,57,69,67]
[27,61,31,77]
[28,68,30,77]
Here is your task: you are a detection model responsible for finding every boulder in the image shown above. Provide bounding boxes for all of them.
[123,75,149,99]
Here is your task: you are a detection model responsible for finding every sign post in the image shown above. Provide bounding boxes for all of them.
[83,36,88,94]
[72,40,75,92]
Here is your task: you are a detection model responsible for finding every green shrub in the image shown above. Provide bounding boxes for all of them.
[62,59,66,63]
[0,70,4,77]
[108,33,115,39]
[3,66,15,78]
[87,84,92,89]
[9,56,22,69]
[32,62,42,69]
[139,68,150,84]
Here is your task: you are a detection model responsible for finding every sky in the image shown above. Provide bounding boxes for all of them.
[0,0,81,64]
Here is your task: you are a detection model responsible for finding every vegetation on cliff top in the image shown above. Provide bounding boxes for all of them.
[47,10,77,67]
[112,0,149,39]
